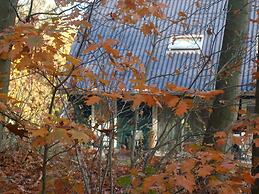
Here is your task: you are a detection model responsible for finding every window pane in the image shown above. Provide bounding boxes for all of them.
[168,35,203,52]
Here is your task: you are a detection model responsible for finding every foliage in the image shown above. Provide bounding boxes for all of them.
[0,0,258,193]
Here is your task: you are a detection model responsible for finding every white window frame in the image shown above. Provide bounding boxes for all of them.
[167,34,204,53]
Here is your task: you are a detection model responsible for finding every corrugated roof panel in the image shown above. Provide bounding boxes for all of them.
[241,0,259,92]
[70,0,259,92]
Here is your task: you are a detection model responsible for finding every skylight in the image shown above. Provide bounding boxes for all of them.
[168,35,203,53]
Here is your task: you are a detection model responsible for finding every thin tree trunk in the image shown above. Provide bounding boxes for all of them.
[204,0,249,148]
[252,36,259,194]
[0,0,18,149]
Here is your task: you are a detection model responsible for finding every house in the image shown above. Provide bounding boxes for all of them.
[69,0,259,150]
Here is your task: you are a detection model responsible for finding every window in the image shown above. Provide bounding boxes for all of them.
[167,35,203,53]
[116,100,152,149]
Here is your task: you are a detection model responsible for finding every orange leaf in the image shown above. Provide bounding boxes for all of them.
[254,138,259,147]
[85,96,101,105]
[83,44,99,54]
[142,174,165,193]
[166,95,179,108]
[220,185,236,194]
[32,137,46,147]
[141,23,152,36]
[167,84,188,92]
[81,20,92,29]
[143,94,156,107]
[132,94,144,109]
[243,172,254,184]
[208,176,222,187]
[142,175,158,193]
[102,38,118,47]
[175,175,195,193]
[176,101,188,116]
[166,162,177,173]
[197,90,224,100]
[31,128,49,137]
[180,158,196,173]
[198,165,214,177]
[232,136,242,145]
[73,183,84,194]
[103,44,120,57]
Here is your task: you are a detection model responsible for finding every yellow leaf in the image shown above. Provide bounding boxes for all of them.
[31,128,49,137]
[46,128,72,144]
[66,55,81,66]
[68,129,91,143]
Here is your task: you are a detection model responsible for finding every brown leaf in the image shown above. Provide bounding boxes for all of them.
[5,123,28,138]
[178,11,187,17]
[198,164,214,177]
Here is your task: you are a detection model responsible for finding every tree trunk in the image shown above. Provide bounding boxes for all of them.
[204,0,249,148]
[0,0,18,148]
[252,36,259,194]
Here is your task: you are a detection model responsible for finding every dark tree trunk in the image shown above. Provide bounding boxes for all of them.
[0,0,18,148]
[252,36,259,194]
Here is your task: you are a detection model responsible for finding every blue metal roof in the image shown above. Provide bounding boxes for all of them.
[70,0,259,92]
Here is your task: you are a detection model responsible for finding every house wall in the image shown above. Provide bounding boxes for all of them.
[156,107,184,153]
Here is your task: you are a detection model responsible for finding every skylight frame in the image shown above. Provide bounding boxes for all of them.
[167,34,204,53]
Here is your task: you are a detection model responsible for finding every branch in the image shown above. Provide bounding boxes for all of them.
[29,3,82,18]
[26,0,34,22]
[46,143,76,162]
[9,0,25,23]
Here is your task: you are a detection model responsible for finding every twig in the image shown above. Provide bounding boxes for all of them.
[46,143,76,162]
[76,145,91,194]
[9,0,25,23]
[26,0,34,22]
